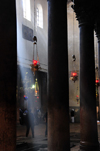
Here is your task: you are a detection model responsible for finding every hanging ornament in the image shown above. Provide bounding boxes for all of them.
[76,95,79,104]
[35,78,39,96]
[70,54,78,82]
[70,2,78,83]
[95,66,98,71]
[95,34,99,87]
[76,84,79,104]
[30,36,41,75]
[72,55,76,61]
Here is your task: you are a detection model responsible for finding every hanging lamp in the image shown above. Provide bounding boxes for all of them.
[70,71,78,82]
[70,0,78,83]
[30,36,41,75]
[95,34,99,87]
[76,95,79,104]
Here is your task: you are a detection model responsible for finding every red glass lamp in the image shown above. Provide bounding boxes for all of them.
[95,79,99,87]
[33,60,40,66]
[70,72,78,82]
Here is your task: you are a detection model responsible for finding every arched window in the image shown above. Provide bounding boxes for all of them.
[22,0,31,21]
[36,4,43,28]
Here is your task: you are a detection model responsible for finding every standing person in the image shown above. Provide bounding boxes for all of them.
[71,109,75,123]
[43,111,48,136]
[38,108,42,123]
[26,109,34,138]
[34,107,38,125]
[19,108,23,125]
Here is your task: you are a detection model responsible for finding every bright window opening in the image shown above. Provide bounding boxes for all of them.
[22,0,31,21]
[37,4,43,28]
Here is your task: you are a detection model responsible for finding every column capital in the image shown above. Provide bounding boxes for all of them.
[95,10,100,42]
[47,0,67,2]
[95,26,100,42]
[71,0,96,27]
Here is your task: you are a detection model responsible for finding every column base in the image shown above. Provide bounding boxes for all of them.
[80,141,99,151]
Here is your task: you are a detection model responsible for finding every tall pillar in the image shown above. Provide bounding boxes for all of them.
[98,38,100,120]
[79,21,99,151]
[0,1,17,151]
[95,22,100,121]
[72,2,99,151]
[47,0,70,151]
[98,38,100,87]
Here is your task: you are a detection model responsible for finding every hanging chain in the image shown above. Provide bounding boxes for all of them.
[34,0,37,34]
[33,0,39,62]
[33,0,35,62]
[96,37,98,67]
[95,33,99,81]
[72,0,76,71]
[95,33,98,68]
[72,0,74,63]
[36,41,39,62]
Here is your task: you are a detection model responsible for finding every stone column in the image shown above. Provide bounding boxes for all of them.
[72,2,99,151]
[79,22,99,151]
[98,39,100,120]
[98,37,100,84]
[47,0,70,151]
[0,1,17,151]
[95,22,100,121]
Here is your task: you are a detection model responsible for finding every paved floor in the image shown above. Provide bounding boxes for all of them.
[16,122,100,151]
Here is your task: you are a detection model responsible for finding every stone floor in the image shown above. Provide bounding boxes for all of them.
[16,121,100,151]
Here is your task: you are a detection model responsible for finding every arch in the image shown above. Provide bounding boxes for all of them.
[36,4,43,28]
[22,0,31,21]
